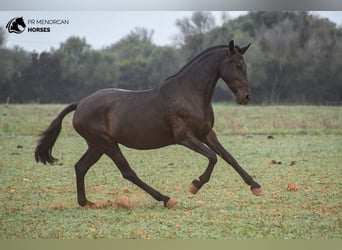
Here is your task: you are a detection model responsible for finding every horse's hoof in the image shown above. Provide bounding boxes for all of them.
[166,198,178,209]
[251,187,265,196]
[189,183,198,194]
[80,200,95,207]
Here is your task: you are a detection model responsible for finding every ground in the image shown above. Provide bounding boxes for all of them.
[0,104,341,239]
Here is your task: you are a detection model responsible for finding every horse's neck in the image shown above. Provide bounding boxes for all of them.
[177,50,224,104]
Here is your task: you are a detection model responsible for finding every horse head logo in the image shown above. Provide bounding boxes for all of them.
[6,17,26,34]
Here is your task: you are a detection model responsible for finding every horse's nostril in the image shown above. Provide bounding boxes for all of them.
[245,94,250,101]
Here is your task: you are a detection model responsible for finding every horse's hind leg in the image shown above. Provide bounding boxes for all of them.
[74,144,103,207]
[104,143,177,209]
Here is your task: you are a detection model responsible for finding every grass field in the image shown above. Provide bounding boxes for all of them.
[0,104,341,239]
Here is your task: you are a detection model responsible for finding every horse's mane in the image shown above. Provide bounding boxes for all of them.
[165,45,228,81]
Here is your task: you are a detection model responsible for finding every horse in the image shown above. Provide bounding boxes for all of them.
[35,40,264,209]
[6,17,26,34]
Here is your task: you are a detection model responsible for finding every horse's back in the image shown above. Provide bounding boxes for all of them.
[73,88,174,149]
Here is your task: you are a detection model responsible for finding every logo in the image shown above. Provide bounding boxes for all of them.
[5,16,70,34]
[6,17,26,34]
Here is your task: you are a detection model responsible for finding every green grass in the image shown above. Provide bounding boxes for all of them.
[0,104,341,239]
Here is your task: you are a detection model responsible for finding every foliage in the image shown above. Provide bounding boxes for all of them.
[0,12,342,104]
[0,104,341,239]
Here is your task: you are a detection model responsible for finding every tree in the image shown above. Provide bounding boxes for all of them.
[176,12,216,38]
[257,18,301,103]
[146,46,182,85]
[175,12,216,59]
[0,46,31,102]
[1,11,342,104]
[107,28,152,89]
[0,26,6,48]
[123,27,154,44]
[56,37,91,80]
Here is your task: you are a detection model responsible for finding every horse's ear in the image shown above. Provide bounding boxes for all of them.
[229,40,235,53]
[240,43,251,55]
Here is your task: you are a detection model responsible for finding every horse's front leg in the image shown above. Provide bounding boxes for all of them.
[204,130,264,196]
[178,133,218,194]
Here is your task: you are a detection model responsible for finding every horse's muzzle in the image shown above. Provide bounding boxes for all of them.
[236,93,250,105]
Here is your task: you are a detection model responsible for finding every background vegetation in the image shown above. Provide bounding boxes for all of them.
[1,11,342,104]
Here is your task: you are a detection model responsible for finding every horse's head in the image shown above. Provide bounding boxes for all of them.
[219,40,251,105]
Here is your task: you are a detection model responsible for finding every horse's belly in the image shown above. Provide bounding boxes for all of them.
[109,109,174,149]
[117,128,174,150]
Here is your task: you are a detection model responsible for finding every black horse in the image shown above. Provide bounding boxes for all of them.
[6,17,26,34]
[35,40,264,209]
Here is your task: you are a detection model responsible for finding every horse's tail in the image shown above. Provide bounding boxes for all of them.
[35,103,78,165]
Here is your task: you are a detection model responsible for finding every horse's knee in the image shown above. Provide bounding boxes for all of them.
[208,153,217,165]
[121,170,138,181]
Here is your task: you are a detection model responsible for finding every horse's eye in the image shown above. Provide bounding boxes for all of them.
[235,59,243,69]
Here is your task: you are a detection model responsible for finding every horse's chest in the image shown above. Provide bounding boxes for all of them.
[187,111,212,127]
[189,113,213,136]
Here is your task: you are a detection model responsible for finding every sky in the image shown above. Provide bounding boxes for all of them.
[1,11,342,53]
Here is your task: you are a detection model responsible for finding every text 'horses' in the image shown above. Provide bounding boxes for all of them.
[35,40,264,209]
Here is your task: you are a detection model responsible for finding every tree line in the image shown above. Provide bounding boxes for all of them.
[1,11,341,104]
